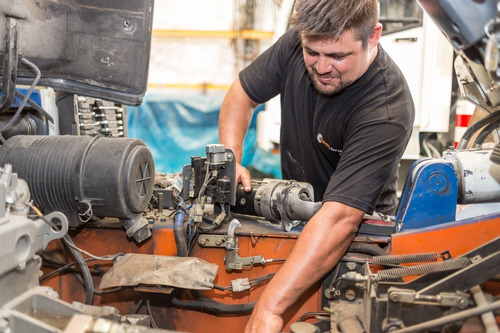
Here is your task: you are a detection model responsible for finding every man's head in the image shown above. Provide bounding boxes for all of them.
[290,0,382,95]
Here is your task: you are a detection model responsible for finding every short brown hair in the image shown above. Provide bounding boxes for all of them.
[289,0,379,48]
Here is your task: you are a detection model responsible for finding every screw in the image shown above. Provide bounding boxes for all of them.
[215,238,225,246]
[324,288,335,300]
[239,198,246,205]
[198,238,208,246]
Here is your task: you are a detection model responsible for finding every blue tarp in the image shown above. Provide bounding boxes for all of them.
[127,92,281,177]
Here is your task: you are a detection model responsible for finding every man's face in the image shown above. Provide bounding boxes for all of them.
[302,29,375,95]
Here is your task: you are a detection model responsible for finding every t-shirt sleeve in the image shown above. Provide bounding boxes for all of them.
[239,29,298,104]
[322,120,409,214]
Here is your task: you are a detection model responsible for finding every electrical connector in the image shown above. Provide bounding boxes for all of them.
[231,278,251,293]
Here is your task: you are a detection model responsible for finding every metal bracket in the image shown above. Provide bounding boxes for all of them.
[197,219,265,271]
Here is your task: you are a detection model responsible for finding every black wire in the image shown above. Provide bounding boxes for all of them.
[62,234,94,305]
[213,284,231,291]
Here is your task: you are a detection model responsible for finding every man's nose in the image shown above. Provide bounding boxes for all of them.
[315,57,333,75]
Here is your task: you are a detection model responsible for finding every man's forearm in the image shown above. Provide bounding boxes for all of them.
[246,202,364,332]
[218,78,257,163]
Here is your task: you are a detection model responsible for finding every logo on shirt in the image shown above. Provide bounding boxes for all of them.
[317,133,342,155]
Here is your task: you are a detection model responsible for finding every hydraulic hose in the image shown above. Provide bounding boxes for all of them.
[347,242,387,257]
[472,119,500,148]
[457,110,500,149]
[174,207,188,257]
[172,296,255,314]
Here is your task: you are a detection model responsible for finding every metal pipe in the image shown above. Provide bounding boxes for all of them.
[470,285,499,333]
[391,299,500,333]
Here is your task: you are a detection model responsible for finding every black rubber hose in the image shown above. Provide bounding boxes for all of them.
[174,208,188,257]
[171,297,255,314]
[62,234,94,305]
[347,242,387,257]
[457,110,500,149]
[472,120,500,148]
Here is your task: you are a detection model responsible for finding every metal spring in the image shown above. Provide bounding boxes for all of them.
[371,252,439,265]
[377,257,471,279]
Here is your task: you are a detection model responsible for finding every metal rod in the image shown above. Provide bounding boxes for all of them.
[391,299,500,333]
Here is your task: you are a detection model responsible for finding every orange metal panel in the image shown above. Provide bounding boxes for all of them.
[391,214,500,258]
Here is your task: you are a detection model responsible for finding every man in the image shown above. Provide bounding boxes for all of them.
[219,0,415,332]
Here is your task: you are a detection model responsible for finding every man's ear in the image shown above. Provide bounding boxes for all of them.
[369,23,383,48]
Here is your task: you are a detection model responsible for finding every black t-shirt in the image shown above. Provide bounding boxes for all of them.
[239,28,415,215]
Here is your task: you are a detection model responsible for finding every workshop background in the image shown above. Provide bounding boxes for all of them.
[127,0,461,191]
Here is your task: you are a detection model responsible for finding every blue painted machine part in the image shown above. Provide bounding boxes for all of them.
[396,159,458,231]
[0,88,42,108]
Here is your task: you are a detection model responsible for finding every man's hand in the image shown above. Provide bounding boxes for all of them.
[236,162,252,192]
[245,308,283,333]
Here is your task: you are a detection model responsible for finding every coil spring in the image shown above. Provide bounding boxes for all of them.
[377,257,471,280]
[371,252,439,265]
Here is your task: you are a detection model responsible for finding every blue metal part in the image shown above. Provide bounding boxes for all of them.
[0,88,42,108]
[396,159,459,231]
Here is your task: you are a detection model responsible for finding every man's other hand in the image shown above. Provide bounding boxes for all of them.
[237,162,252,192]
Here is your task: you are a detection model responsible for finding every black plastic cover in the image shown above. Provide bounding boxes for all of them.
[0,0,154,106]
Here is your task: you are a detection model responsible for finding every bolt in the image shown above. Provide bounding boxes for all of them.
[457,297,468,309]
[215,238,225,246]
[344,289,356,301]
[239,198,246,205]
[46,288,59,298]
[198,238,208,246]
[390,292,400,302]
[345,262,357,271]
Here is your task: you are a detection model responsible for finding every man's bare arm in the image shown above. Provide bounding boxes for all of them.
[219,77,258,191]
[245,201,365,333]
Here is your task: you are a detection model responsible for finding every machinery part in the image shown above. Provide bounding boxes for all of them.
[0,17,18,113]
[456,110,500,149]
[377,257,471,279]
[396,159,458,230]
[64,313,177,333]
[173,207,188,257]
[371,252,439,265]
[290,322,320,333]
[197,219,267,271]
[397,149,500,230]
[470,285,499,333]
[234,179,321,231]
[183,144,236,207]
[0,0,155,106]
[327,236,500,333]
[391,299,500,333]
[446,149,500,204]
[0,135,154,242]
[0,164,68,277]
[171,295,255,315]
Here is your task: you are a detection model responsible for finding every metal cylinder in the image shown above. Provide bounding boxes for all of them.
[446,149,500,204]
[0,135,155,227]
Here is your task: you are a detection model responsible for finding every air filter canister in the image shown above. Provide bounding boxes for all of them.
[0,135,155,228]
